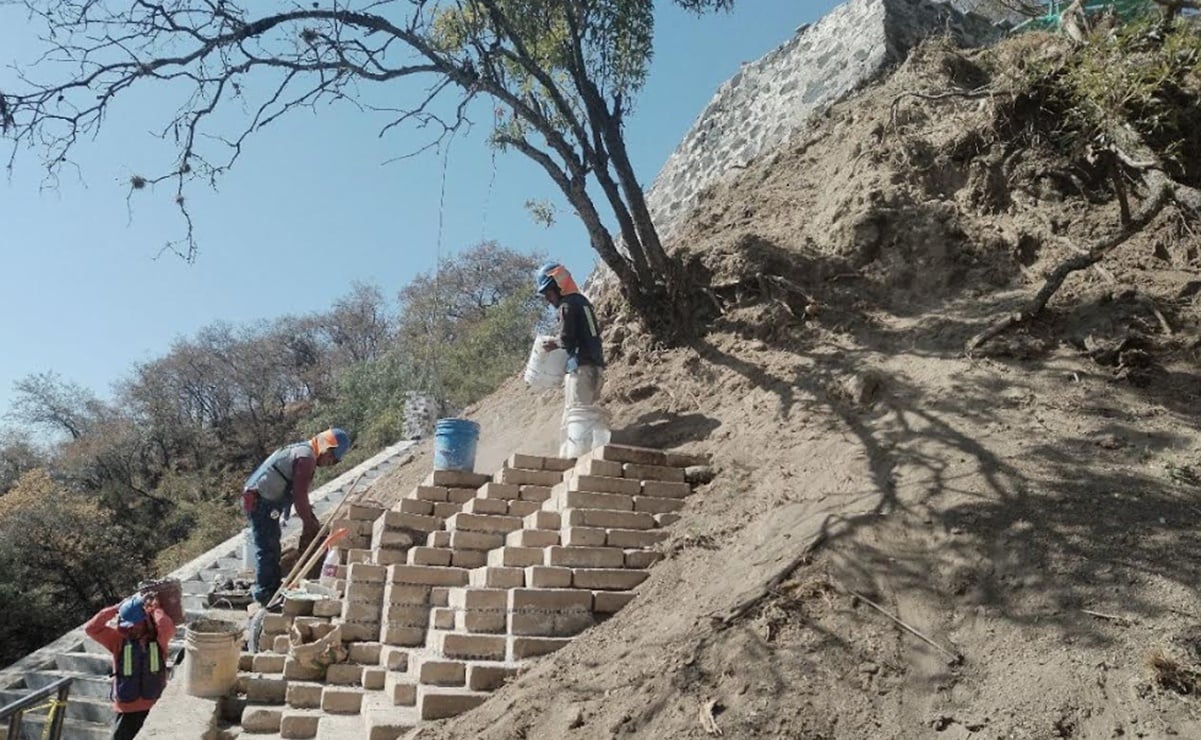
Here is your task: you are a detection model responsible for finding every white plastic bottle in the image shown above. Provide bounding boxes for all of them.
[320,548,340,587]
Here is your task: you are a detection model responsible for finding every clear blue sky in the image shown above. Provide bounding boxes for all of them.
[0,1,842,417]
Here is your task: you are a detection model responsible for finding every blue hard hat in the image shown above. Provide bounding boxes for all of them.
[330,428,351,462]
[535,262,561,294]
[118,594,147,628]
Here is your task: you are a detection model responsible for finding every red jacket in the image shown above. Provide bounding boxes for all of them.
[84,604,176,713]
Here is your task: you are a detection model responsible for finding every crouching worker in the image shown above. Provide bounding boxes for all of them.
[242,427,350,607]
[84,593,176,740]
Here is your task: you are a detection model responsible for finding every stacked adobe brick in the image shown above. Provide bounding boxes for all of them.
[231,445,704,738]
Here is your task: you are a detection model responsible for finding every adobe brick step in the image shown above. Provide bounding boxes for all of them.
[507,635,573,661]
[507,588,595,637]
[387,564,469,587]
[279,708,322,738]
[465,661,523,691]
[571,568,649,591]
[360,693,419,739]
[487,546,544,568]
[406,546,488,569]
[384,670,417,707]
[320,685,365,714]
[423,470,491,489]
[241,704,284,733]
[545,545,625,569]
[468,566,526,589]
[507,528,560,547]
[562,507,656,530]
[592,590,638,613]
[447,587,507,634]
[592,444,668,466]
[406,651,468,687]
[494,467,564,487]
[428,629,507,661]
[461,497,508,515]
[286,681,324,710]
[417,684,491,720]
[445,512,524,534]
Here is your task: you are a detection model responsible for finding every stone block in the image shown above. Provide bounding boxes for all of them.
[574,456,624,478]
[633,495,686,514]
[382,511,442,533]
[380,625,427,647]
[664,451,709,467]
[251,653,286,674]
[487,546,544,568]
[345,582,385,604]
[285,681,323,709]
[507,453,545,470]
[519,485,554,502]
[262,614,293,635]
[362,667,386,690]
[414,485,449,502]
[622,462,686,482]
[283,657,325,681]
[508,636,572,660]
[386,672,417,706]
[321,687,364,714]
[432,606,456,630]
[273,634,292,653]
[387,564,468,586]
[450,549,487,568]
[424,470,490,488]
[525,510,560,529]
[506,499,542,517]
[448,530,505,551]
[279,711,320,739]
[341,599,382,624]
[437,632,507,661]
[347,503,385,521]
[542,455,577,471]
[396,497,435,516]
[525,565,573,588]
[641,480,692,499]
[563,508,655,530]
[572,568,649,590]
[418,687,488,720]
[282,597,313,617]
[431,588,451,607]
[506,528,559,547]
[446,487,479,504]
[495,468,563,487]
[338,622,379,642]
[545,545,625,569]
[246,676,288,704]
[606,528,668,548]
[241,706,283,733]
[349,548,374,563]
[592,591,638,613]
[625,550,663,569]
[448,587,507,610]
[466,663,520,691]
[381,604,430,627]
[594,445,667,466]
[468,566,526,589]
[384,583,431,605]
[446,512,523,534]
[417,659,466,686]
[558,488,634,511]
[560,527,608,547]
[325,663,364,686]
[508,588,594,636]
[428,531,452,548]
[311,599,343,618]
[656,513,682,526]
[462,497,509,515]
[433,501,463,519]
[478,482,521,500]
[569,473,642,496]
[348,641,382,664]
[408,547,453,567]
[349,563,388,583]
[238,653,254,671]
[380,646,409,671]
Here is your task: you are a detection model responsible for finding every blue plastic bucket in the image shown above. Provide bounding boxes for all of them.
[433,418,480,472]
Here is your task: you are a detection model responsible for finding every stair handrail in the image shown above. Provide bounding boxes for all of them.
[1,675,73,740]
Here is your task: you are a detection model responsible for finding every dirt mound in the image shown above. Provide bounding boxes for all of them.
[389,31,1201,740]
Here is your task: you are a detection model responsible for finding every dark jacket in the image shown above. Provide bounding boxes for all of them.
[558,293,604,371]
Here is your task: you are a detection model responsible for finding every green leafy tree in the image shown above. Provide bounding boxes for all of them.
[2,0,735,334]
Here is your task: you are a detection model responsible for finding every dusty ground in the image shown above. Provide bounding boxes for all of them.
[382,34,1201,740]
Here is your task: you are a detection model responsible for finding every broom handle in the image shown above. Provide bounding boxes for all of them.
[265,467,371,609]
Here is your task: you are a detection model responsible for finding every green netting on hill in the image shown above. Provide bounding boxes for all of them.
[1011,0,1159,32]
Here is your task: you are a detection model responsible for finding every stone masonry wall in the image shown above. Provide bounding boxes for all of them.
[641,0,1000,242]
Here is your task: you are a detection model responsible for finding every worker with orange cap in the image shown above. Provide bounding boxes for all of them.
[242,428,350,606]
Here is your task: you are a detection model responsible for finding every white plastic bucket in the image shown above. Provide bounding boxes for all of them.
[524,335,568,389]
[183,619,242,698]
[561,405,611,458]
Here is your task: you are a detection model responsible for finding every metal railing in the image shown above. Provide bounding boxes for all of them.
[0,677,72,740]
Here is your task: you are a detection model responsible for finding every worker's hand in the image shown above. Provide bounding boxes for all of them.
[542,339,559,351]
[299,518,319,551]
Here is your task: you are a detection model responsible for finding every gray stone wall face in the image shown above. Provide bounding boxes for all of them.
[641,0,999,243]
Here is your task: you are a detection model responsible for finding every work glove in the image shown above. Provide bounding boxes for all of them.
[299,518,319,553]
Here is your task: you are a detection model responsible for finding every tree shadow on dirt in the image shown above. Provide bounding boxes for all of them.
[695,325,1201,651]
[610,411,722,449]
